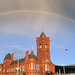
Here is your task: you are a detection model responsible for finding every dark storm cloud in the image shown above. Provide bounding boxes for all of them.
[0,13,61,37]
[0,0,75,37]
[0,0,75,20]
[60,0,75,20]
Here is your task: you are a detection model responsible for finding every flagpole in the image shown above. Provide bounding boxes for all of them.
[62,49,65,75]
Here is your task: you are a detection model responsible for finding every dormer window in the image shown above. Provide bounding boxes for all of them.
[40,45,42,48]
[45,45,47,48]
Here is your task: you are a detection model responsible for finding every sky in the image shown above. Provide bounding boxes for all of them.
[0,0,75,66]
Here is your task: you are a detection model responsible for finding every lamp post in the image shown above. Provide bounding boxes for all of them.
[62,49,65,75]
[16,49,21,75]
[16,49,26,75]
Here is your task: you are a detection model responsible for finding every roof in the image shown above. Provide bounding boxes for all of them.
[66,64,75,67]
[10,50,38,65]
[10,58,25,65]
[40,32,46,37]
[4,53,11,60]
[55,65,75,73]
[29,50,38,61]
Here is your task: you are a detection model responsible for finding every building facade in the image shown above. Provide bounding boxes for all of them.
[55,65,75,75]
[0,32,55,75]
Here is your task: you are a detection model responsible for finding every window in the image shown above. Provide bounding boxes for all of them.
[7,69,8,72]
[36,64,39,70]
[9,69,10,72]
[31,73,33,75]
[22,65,24,71]
[14,68,15,71]
[0,68,1,71]
[29,63,30,70]
[45,59,50,62]
[34,73,35,75]
[45,64,50,71]
[36,73,38,75]
[20,66,21,72]
[11,68,12,72]
[40,45,42,48]
[29,73,30,75]
[36,73,39,75]
[53,67,54,72]
[45,45,47,48]
[3,69,5,73]
[38,73,40,75]
[48,65,50,71]
[31,63,33,70]
[45,64,47,71]
[34,63,35,70]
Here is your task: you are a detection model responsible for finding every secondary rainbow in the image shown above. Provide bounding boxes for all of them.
[0,10,75,23]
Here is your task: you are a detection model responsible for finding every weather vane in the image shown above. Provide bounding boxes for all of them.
[42,26,44,32]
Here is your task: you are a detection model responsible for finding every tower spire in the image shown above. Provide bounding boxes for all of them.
[32,46,33,51]
[40,27,46,37]
[42,26,43,32]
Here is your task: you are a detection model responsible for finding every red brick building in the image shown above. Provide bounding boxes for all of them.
[0,32,55,75]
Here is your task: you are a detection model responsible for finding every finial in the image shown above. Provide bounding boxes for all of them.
[32,46,33,51]
[42,26,43,32]
[7,51,8,54]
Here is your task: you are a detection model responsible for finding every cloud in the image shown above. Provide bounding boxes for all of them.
[0,0,75,20]
[0,0,75,44]
[0,0,75,37]
[0,12,62,38]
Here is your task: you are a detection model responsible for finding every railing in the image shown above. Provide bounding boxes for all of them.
[0,73,55,75]
[55,73,75,75]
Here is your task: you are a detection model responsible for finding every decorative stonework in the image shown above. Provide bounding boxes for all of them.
[0,32,55,75]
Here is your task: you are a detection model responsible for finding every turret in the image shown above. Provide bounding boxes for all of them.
[36,31,50,62]
[3,53,14,67]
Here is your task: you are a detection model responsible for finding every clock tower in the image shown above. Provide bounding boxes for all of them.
[36,31,50,62]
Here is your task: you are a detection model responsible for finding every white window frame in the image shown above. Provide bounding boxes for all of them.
[34,63,35,70]
[29,63,30,70]
[22,65,24,71]
[31,63,33,70]
[48,65,50,71]
[36,64,39,70]
[45,64,47,71]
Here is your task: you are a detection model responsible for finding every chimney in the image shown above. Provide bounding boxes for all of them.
[25,51,29,61]
[11,53,14,61]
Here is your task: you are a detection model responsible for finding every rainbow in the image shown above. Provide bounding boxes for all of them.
[0,10,75,23]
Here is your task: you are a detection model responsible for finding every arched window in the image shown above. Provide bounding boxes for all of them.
[45,59,50,62]
[40,44,42,48]
[45,44,47,48]
[45,64,47,71]
[31,63,33,70]
[45,64,50,71]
